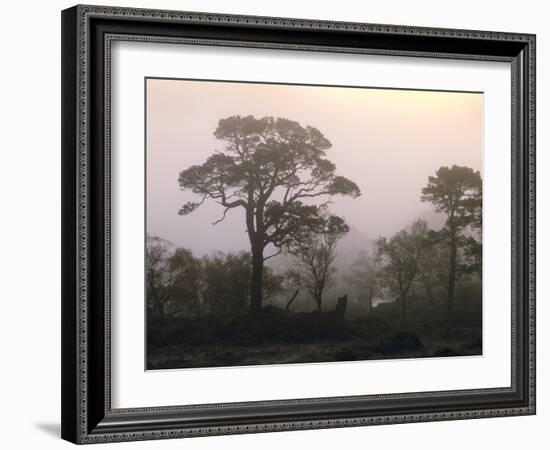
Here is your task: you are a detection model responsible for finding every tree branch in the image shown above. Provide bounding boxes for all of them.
[263,248,282,261]
[212,207,231,225]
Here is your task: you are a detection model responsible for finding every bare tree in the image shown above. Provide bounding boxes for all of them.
[146,236,174,316]
[376,220,430,324]
[286,213,348,311]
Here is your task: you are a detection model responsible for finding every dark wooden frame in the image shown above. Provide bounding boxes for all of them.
[61,4,536,444]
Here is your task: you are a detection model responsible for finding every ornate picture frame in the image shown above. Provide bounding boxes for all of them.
[61,4,536,444]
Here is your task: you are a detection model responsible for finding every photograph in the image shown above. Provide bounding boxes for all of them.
[145,78,484,370]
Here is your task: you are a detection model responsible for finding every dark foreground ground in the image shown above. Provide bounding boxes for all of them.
[147,297,482,370]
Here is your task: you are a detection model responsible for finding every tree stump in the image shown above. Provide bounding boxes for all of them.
[334,294,348,319]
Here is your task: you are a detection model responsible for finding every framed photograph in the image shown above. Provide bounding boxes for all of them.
[61,5,536,444]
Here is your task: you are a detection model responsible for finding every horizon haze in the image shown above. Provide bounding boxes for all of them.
[146,78,483,256]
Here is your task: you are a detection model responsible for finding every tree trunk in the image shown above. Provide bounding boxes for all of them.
[401,293,407,324]
[316,292,323,312]
[286,289,300,312]
[250,245,264,313]
[422,276,435,304]
[447,231,457,329]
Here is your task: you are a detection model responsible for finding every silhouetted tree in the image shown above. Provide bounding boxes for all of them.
[178,115,360,312]
[286,213,348,311]
[376,220,430,324]
[168,247,201,316]
[421,165,482,326]
[146,236,200,316]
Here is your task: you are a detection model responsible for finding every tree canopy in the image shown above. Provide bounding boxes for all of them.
[421,165,481,228]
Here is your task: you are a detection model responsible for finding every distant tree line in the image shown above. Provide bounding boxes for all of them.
[147,237,287,317]
[348,165,482,329]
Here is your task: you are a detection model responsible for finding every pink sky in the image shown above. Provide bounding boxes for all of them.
[146,78,482,256]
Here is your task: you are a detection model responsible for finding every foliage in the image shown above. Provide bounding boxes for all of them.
[200,252,252,315]
[146,236,200,316]
[421,165,482,225]
[200,251,284,314]
[416,238,449,303]
[146,239,286,317]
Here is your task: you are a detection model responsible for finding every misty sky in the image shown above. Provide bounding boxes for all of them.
[146,78,482,256]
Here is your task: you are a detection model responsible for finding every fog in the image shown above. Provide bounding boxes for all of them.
[146,78,482,256]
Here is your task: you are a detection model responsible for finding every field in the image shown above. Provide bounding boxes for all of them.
[147,291,482,370]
